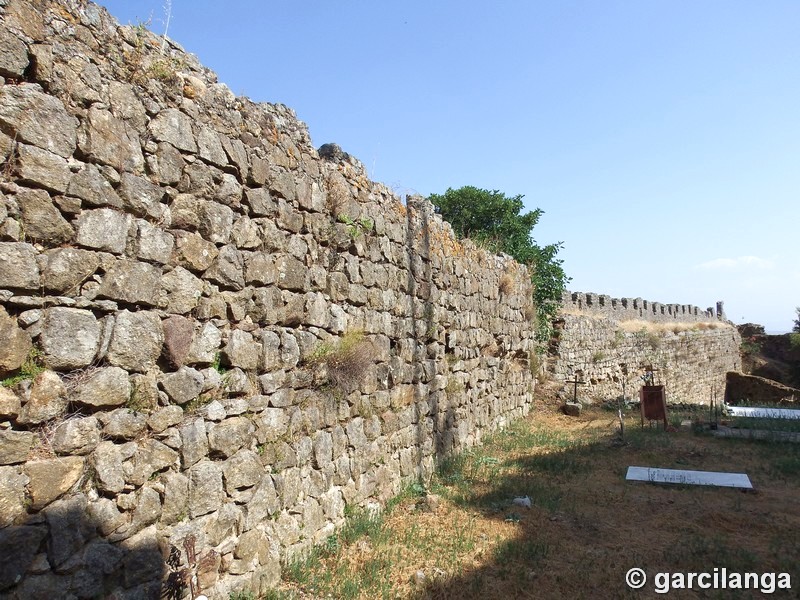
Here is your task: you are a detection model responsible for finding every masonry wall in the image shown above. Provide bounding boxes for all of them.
[551,294,741,406]
[0,2,537,598]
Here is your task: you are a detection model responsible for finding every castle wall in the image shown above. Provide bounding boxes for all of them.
[0,2,536,597]
[550,307,741,406]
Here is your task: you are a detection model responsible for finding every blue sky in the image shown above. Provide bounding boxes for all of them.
[100,1,800,332]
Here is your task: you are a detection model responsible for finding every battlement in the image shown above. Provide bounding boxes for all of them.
[561,291,726,323]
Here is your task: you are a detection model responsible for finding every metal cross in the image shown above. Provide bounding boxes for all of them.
[564,375,586,404]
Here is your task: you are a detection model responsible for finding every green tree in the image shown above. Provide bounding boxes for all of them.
[794,307,800,333]
[428,186,569,341]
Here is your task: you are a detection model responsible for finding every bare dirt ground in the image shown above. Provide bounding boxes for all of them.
[271,392,800,600]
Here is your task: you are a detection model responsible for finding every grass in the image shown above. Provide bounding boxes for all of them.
[729,415,800,433]
[307,329,373,393]
[337,214,374,238]
[240,398,800,599]
[280,504,396,599]
[1,346,45,388]
[498,274,514,295]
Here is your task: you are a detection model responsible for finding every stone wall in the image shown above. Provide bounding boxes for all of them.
[562,290,725,324]
[0,2,537,598]
[550,312,741,406]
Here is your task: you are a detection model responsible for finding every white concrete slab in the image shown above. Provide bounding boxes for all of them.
[626,466,753,489]
[727,406,800,420]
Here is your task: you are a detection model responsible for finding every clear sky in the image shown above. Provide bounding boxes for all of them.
[100,0,800,333]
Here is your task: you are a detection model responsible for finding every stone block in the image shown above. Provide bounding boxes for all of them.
[16,144,71,195]
[275,255,308,292]
[67,163,123,208]
[0,242,41,290]
[0,430,34,465]
[205,244,245,290]
[0,525,47,591]
[161,266,203,315]
[106,310,163,373]
[99,408,147,441]
[17,370,67,425]
[127,439,179,486]
[51,416,100,455]
[244,187,276,217]
[161,314,194,367]
[70,366,130,408]
[216,173,243,208]
[118,173,165,220]
[231,217,261,251]
[0,306,32,375]
[0,29,28,77]
[41,247,100,294]
[197,200,234,244]
[78,106,144,172]
[135,219,173,264]
[173,230,219,272]
[0,387,21,420]
[92,441,136,494]
[244,251,276,286]
[161,366,204,405]
[39,307,100,370]
[312,430,333,468]
[0,84,78,158]
[75,208,133,254]
[161,472,189,525]
[224,329,261,371]
[152,141,184,185]
[197,126,227,167]
[222,449,263,492]
[188,460,224,518]
[179,418,208,469]
[146,405,184,434]
[208,416,255,458]
[24,456,84,510]
[243,474,279,530]
[148,107,197,153]
[186,321,222,365]
[205,502,243,547]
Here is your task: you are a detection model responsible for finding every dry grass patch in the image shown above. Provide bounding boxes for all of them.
[307,329,373,393]
[617,320,730,335]
[498,274,514,296]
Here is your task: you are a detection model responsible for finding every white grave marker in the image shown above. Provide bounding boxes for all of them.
[726,406,800,420]
[626,466,753,489]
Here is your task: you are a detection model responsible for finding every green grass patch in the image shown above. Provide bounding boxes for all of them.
[1,346,45,388]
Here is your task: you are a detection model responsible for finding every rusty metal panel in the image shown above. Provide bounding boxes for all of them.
[640,385,667,426]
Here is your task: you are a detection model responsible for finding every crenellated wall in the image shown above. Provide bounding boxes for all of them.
[0,2,537,598]
[562,290,726,324]
[550,292,741,406]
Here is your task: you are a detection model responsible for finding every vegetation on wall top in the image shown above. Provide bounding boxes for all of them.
[428,186,570,342]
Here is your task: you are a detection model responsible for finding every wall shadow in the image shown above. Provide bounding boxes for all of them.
[404,196,439,477]
[407,424,795,600]
[0,490,170,600]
